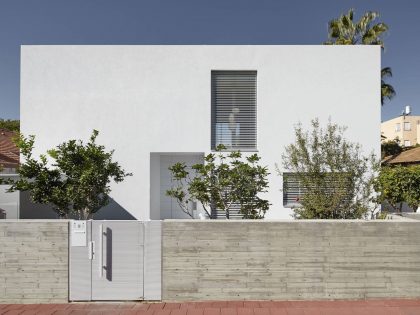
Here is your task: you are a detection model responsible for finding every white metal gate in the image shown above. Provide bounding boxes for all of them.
[69,220,161,301]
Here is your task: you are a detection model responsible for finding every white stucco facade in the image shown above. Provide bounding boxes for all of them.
[20,45,380,220]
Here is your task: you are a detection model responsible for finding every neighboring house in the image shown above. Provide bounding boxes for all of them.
[0,128,19,174]
[0,128,20,219]
[382,146,420,213]
[20,45,380,220]
[382,146,420,166]
[381,110,420,147]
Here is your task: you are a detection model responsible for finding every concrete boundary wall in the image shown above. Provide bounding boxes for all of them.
[0,220,69,303]
[162,220,420,301]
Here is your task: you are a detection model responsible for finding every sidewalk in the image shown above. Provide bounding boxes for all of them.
[2,299,420,315]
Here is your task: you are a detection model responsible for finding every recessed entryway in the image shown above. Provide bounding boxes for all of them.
[150,153,204,220]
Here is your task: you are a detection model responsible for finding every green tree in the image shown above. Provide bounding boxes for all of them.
[381,139,402,159]
[374,165,420,212]
[166,145,270,219]
[0,119,19,132]
[9,130,131,219]
[324,9,395,105]
[324,9,387,46]
[280,118,377,219]
[381,67,396,106]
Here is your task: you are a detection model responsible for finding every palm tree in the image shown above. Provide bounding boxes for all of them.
[324,9,388,46]
[381,67,396,105]
[324,9,395,105]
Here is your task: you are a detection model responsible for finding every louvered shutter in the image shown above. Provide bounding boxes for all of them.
[283,173,305,208]
[283,172,353,208]
[211,71,257,150]
[213,203,243,219]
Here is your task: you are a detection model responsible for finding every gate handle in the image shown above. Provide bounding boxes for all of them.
[99,224,103,278]
[88,241,94,260]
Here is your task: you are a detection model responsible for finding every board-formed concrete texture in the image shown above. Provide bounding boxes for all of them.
[162,220,420,301]
[0,220,69,303]
[20,45,380,220]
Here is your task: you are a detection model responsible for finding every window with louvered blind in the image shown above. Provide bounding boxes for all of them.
[283,172,353,208]
[283,173,305,208]
[211,71,257,150]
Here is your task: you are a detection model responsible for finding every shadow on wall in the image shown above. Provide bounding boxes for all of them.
[19,191,136,220]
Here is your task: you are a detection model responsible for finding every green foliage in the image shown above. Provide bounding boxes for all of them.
[381,67,396,106]
[376,210,388,220]
[0,119,19,132]
[166,145,270,219]
[324,9,395,105]
[373,165,420,212]
[381,139,402,159]
[9,130,132,219]
[324,9,388,46]
[280,118,378,219]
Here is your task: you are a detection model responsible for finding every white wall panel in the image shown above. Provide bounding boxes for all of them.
[21,45,380,219]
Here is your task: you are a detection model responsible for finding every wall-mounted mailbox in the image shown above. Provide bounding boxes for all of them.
[71,220,87,247]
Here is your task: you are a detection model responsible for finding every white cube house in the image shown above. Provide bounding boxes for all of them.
[20,45,380,220]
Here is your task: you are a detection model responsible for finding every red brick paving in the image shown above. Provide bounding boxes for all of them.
[1,300,420,315]
[169,310,187,315]
[186,309,203,315]
[203,308,220,315]
[269,309,287,315]
[220,308,236,315]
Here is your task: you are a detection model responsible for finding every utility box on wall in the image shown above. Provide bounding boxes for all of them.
[70,220,87,247]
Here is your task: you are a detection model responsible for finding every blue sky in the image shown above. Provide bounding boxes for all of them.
[0,0,419,121]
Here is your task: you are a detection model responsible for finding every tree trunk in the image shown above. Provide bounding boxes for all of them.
[81,208,92,220]
[210,200,217,219]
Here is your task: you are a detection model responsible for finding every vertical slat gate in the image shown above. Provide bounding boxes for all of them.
[69,221,92,301]
[70,220,161,301]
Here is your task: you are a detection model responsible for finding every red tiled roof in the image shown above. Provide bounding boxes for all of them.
[383,146,420,165]
[0,128,19,169]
